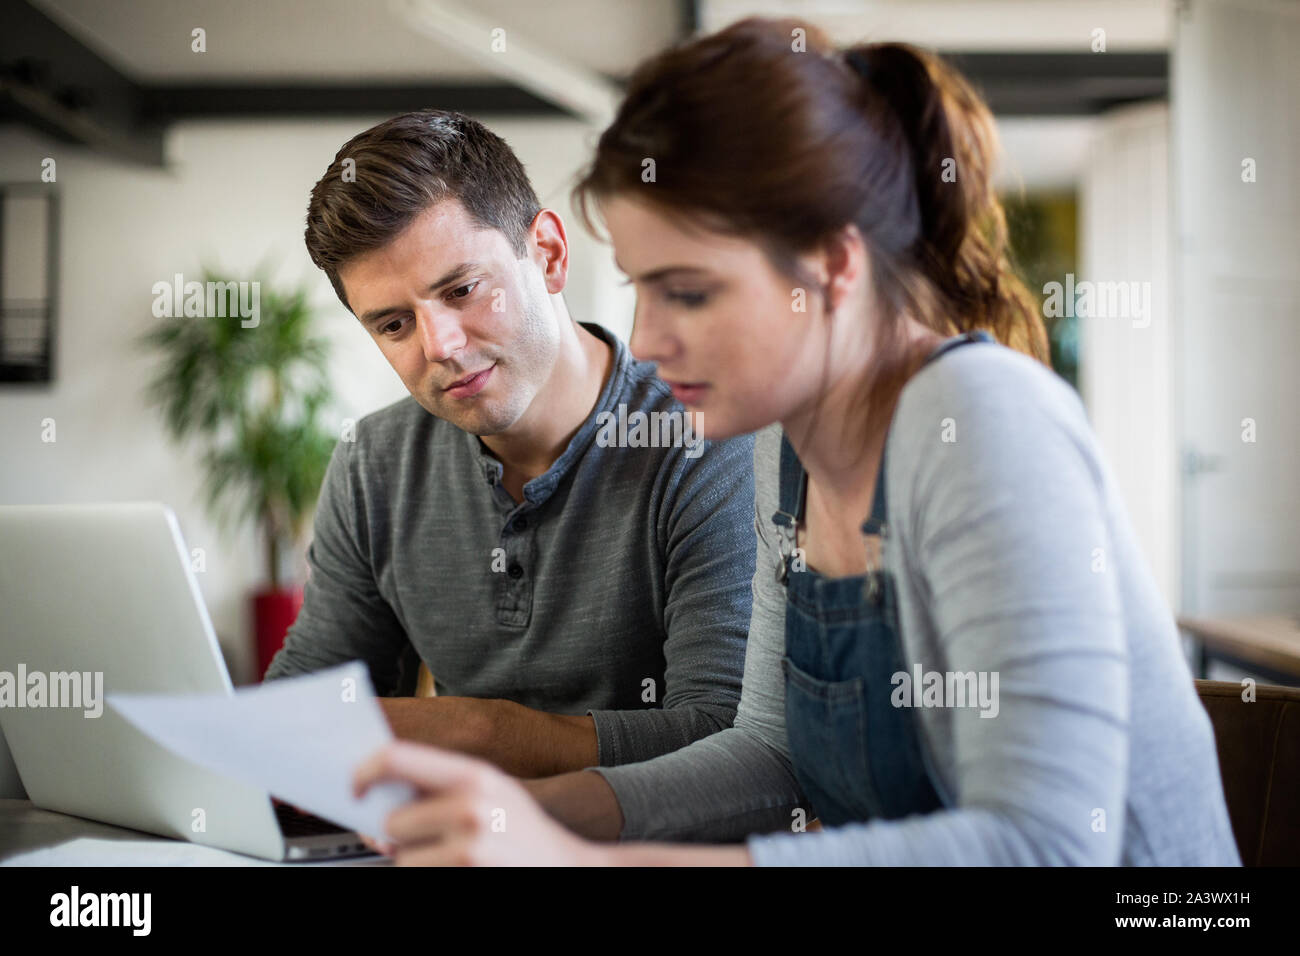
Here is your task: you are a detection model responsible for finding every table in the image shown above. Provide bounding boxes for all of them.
[1178,614,1300,685]
[0,799,388,866]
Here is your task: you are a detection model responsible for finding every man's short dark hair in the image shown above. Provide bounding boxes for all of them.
[304,109,542,311]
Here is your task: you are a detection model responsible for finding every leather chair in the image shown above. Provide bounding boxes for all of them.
[1196,679,1300,865]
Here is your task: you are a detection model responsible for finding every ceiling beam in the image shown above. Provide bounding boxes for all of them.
[0,0,164,165]
[944,52,1167,116]
[388,0,622,126]
[140,84,567,120]
[2,0,1168,167]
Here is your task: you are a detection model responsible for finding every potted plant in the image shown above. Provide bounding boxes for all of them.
[141,269,337,680]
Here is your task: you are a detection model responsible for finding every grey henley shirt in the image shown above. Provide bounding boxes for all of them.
[265,321,756,767]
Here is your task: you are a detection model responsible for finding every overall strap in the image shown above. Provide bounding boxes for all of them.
[860,330,993,535]
[927,329,994,363]
[861,447,888,535]
[773,433,807,529]
[775,331,995,561]
[771,434,806,582]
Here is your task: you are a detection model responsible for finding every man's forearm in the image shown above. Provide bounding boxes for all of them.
[524,769,626,841]
[380,696,599,778]
[524,771,751,863]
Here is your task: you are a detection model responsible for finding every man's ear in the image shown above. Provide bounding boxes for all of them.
[528,209,569,295]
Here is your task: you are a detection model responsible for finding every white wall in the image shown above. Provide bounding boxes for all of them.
[0,114,632,686]
[1079,101,1178,609]
[1171,0,1300,618]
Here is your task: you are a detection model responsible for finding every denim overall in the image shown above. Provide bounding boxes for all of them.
[772,330,993,826]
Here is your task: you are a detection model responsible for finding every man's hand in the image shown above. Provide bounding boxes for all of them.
[377,696,599,778]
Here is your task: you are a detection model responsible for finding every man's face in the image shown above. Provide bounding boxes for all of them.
[338,199,561,436]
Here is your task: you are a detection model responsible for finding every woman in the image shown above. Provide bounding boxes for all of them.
[353,17,1240,866]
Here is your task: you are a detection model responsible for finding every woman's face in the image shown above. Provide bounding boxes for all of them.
[601,195,848,441]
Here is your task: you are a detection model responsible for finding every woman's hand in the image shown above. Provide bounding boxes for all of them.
[353,740,609,866]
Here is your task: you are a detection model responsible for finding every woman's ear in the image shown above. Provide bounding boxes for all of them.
[822,222,867,314]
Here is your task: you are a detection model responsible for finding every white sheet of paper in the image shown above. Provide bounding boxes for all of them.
[107,662,414,839]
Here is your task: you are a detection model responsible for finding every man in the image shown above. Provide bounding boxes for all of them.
[265,109,755,779]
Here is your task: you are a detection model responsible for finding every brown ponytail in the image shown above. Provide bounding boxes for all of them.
[574,17,1049,365]
[849,43,1049,361]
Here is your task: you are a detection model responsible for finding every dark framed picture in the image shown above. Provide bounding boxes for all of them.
[0,183,58,383]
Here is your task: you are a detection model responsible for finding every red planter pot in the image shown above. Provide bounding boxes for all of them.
[253,587,304,681]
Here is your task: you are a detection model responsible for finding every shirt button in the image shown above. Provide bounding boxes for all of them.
[512,516,528,532]
[507,562,524,579]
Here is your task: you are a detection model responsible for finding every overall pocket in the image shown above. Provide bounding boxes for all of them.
[782,655,880,824]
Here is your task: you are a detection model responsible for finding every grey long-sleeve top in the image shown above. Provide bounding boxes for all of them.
[592,341,1241,865]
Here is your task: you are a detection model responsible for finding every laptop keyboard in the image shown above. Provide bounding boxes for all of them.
[274,801,349,837]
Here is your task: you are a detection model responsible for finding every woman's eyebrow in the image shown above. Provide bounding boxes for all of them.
[621,264,714,283]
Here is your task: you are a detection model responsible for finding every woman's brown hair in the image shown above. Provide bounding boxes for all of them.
[573,17,1048,366]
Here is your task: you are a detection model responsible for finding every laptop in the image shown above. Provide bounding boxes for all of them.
[0,502,373,861]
